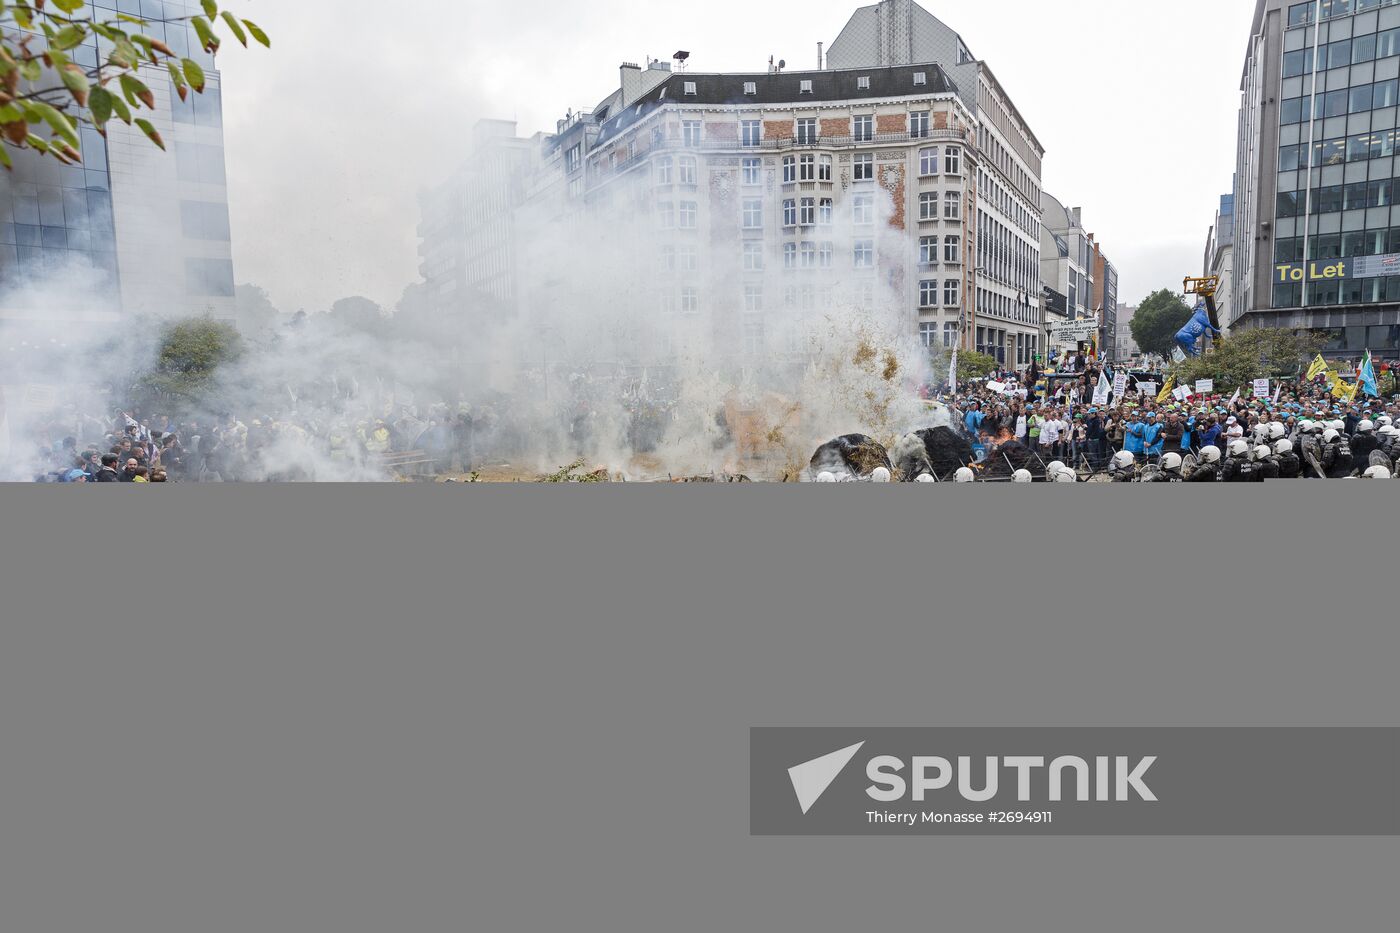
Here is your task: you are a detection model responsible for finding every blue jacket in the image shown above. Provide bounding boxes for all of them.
[1142,421,1165,455]
[1124,421,1145,453]
[964,411,985,435]
[1199,423,1222,450]
[1181,417,1197,450]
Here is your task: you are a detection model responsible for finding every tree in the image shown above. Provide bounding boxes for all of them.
[1129,289,1193,359]
[135,316,244,409]
[956,351,998,382]
[0,1,268,168]
[233,284,280,335]
[1169,328,1326,393]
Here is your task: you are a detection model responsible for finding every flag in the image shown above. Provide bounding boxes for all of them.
[948,343,959,394]
[1156,377,1176,404]
[1306,354,1329,381]
[1272,382,1281,406]
[1358,350,1379,397]
[1227,387,1240,408]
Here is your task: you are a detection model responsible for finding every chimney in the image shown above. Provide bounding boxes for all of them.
[619,61,643,107]
[817,41,824,70]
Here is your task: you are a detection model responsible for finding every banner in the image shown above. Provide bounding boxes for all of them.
[1139,382,1159,399]
[1195,379,1213,396]
[1047,320,1099,342]
[1253,378,1270,399]
[1358,351,1379,397]
[1171,346,1188,364]
[1306,354,1329,381]
[1092,371,1111,406]
[1156,378,1176,404]
[1112,373,1128,400]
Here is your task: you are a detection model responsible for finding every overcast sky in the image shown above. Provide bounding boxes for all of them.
[217,0,1258,314]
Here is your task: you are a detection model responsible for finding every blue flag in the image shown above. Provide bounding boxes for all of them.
[1358,351,1379,397]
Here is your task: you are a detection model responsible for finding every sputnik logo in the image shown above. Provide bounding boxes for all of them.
[788,741,865,815]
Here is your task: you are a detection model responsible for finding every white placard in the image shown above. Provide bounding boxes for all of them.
[1253,378,1271,398]
[1195,379,1214,396]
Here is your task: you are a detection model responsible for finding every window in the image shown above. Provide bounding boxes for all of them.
[677,245,697,271]
[919,192,938,220]
[743,319,765,356]
[944,147,961,175]
[783,199,798,226]
[853,115,874,141]
[742,198,763,229]
[800,197,816,225]
[819,155,832,181]
[185,258,235,297]
[800,154,816,181]
[180,201,231,241]
[783,156,797,183]
[944,279,960,308]
[944,192,961,220]
[678,201,697,228]
[800,241,817,268]
[681,121,702,146]
[678,156,697,186]
[170,82,222,128]
[659,290,678,315]
[819,198,833,224]
[740,120,761,147]
[744,81,757,95]
[819,241,834,267]
[658,201,675,228]
[745,284,764,312]
[944,322,958,347]
[681,286,699,314]
[783,242,798,269]
[854,239,874,268]
[743,240,764,270]
[853,193,874,225]
[174,142,226,185]
[1283,48,1313,78]
[920,280,938,307]
[800,79,813,94]
[920,235,938,265]
[857,76,871,90]
[660,245,676,272]
[684,81,697,95]
[565,144,582,174]
[944,235,960,263]
[742,158,762,186]
[797,117,818,144]
[910,111,929,139]
[1288,2,1313,27]
[914,72,927,86]
[920,147,940,176]
[854,153,874,180]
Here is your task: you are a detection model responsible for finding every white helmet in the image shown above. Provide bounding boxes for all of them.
[1307,421,1325,434]
[1323,429,1340,443]
[816,471,837,483]
[1381,425,1400,438]
[1269,422,1286,440]
[1012,469,1033,484]
[1274,439,1293,456]
[1299,419,1314,433]
[1161,452,1183,471]
[1363,465,1393,479]
[1328,419,1345,431]
[1378,415,1393,427]
[955,467,976,483]
[1054,470,1077,483]
[1229,439,1250,457]
[1200,445,1222,464]
[1047,461,1066,476]
[870,467,892,484]
[1254,445,1272,462]
[1358,420,1375,433]
[915,472,935,483]
[1112,451,1136,471]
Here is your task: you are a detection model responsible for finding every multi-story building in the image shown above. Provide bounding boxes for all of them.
[1231,0,1400,361]
[416,120,533,318]
[827,0,1046,369]
[1040,193,1096,362]
[1090,234,1119,360]
[516,62,979,370]
[1204,191,1236,334]
[1116,303,1142,362]
[0,1,235,325]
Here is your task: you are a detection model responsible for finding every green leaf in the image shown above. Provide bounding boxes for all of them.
[220,11,248,47]
[191,16,219,53]
[135,118,165,151]
[89,86,114,127]
[0,146,13,170]
[52,0,89,13]
[202,0,219,18]
[115,14,149,26]
[27,135,51,154]
[60,65,90,104]
[182,57,206,92]
[53,25,88,51]
[109,92,133,125]
[26,101,80,148]
[243,20,271,48]
[20,59,43,82]
[119,73,154,109]
[167,60,186,88]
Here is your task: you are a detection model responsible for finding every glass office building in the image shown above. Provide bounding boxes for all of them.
[1235,0,1400,358]
[0,1,233,323]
